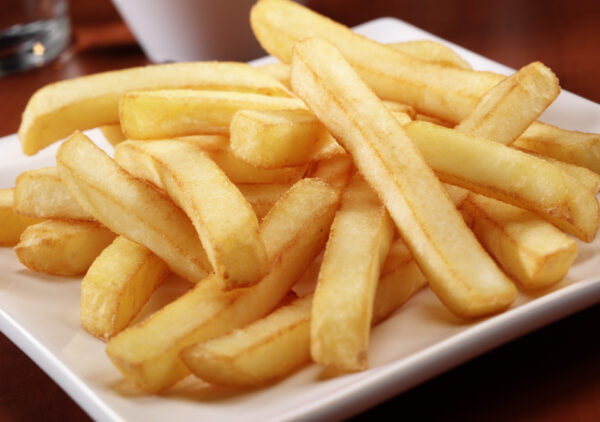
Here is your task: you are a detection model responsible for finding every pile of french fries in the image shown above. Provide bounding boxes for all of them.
[2,0,599,390]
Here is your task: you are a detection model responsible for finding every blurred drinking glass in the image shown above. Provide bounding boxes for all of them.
[0,0,71,76]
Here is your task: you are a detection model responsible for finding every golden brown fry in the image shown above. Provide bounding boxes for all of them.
[120,90,306,140]
[106,178,339,392]
[15,220,115,276]
[461,193,578,290]
[14,167,94,221]
[114,140,268,290]
[56,132,211,283]
[0,188,42,246]
[259,62,293,89]
[388,39,471,69]
[251,0,504,122]
[291,37,516,319]
[455,61,560,145]
[513,121,600,174]
[230,109,345,168]
[308,154,354,192]
[81,236,170,340]
[19,61,291,155]
[209,150,308,184]
[311,174,394,371]
[404,120,600,242]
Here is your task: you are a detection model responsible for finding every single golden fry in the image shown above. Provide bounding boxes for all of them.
[14,167,94,221]
[513,121,600,174]
[209,150,308,184]
[455,61,560,145]
[311,174,394,371]
[0,189,42,246]
[461,193,578,290]
[251,0,504,123]
[106,178,339,392]
[56,132,211,283]
[291,37,516,319]
[19,61,291,155]
[15,220,115,276]
[230,109,345,168]
[120,90,306,140]
[259,62,292,89]
[81,236,170,340]
[114,140,268,290]
[404,120,600,242]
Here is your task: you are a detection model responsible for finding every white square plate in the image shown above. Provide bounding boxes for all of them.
[2,17,600,422]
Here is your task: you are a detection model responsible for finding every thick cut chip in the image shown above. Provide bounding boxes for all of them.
[182,238,426,388]
[513,122,600,174]
[522,152,600,194]
[404,121,600,242]
[81,236,170,340]
[15,220,115,276]
[251,0,504,123]
[230,109,346,168]
[18,61,291,155]
[113,140,268,290]
[105,178,339,392]
[14,167,94,221]
[455,61,560,145]
[209,150,308,184]
[0,189,42,246]
[461,193,578,290]
[291,37,516,319]
[311,174,394,372]
[56,132,211,283]
[120,90,306,140]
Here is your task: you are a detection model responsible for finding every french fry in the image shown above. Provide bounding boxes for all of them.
[460,193,578,290]
[404,120,600,242]
[311,174,394,371]
[181,238,426,388]
[455,61,560,145]
[259,62,292,89]
[291,37,516,319]
[308,154,354,192]
[14,167,94,221]
[15,220,115,276]
[230,109,346,168]
[18,61,291,155]
[0,188,42,246]
[388,40,472,69]
[113,139,268,290]
[513,121,600,174]
[81,236,170,340]
[209,150,308,184]
[56,132,212,283]
[523,152,600,194]
[251,0,504,122]
[106,178,340,392]
[120,90,306,140]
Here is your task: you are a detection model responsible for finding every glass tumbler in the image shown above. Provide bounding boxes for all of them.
[0,0,71,76]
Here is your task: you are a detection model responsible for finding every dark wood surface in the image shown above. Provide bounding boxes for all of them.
[1,0,599,420]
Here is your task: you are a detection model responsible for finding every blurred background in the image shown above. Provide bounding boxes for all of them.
[1,0,599,421]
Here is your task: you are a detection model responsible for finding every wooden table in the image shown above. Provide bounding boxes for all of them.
[1,0,599,420]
